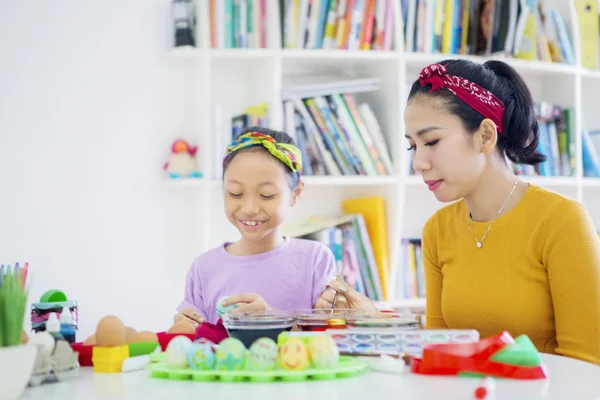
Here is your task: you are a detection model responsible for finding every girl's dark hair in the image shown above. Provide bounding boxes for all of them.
[222,126,300,188]
[408,59,546,165]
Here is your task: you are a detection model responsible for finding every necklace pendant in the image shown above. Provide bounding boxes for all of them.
[476,242,483,248]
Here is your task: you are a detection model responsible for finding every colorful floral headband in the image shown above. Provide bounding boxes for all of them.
[223,132,303,176]
[419,63,506,135]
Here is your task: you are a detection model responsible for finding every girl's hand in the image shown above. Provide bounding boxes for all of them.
[224,293,271,314]
[174,308,205,328]
[314,280,380,313]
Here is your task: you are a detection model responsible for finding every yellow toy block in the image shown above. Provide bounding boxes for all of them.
[92,345,129,373]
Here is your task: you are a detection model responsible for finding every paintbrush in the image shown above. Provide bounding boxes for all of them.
[329,271,345,317]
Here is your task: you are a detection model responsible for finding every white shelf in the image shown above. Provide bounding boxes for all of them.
[166,0,600,305]
[404,52,579,78]
[583,178,600,188]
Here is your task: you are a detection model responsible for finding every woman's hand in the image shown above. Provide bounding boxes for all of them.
[314,280,380,313]
[174,308,205,328]
[224,293,271,314]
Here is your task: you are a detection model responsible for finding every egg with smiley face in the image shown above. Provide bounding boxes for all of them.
[279,338,309,370]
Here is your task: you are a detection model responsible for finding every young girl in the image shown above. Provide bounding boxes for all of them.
[403,60,600,365]
[174,127,339,325]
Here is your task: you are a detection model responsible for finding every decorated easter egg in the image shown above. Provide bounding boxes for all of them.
[187,340,216,370]
[308,336,340,369]
[215,338,246,371]
[279,337,309,370]
[247,337,278,371]
[216,296,238,318]
[166,336,193,368]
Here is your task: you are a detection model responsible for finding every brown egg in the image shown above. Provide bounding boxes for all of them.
[128,331,159,344]
[21,330,29,344]
[125,326,137,340]
[83,334,96,345]
[95,315,127,347]
[167,320,196,334]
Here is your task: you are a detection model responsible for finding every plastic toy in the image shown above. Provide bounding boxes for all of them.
[92,345,129,373]
[410,331,549,379]
[163,139,202,179]
[30,290,78,339]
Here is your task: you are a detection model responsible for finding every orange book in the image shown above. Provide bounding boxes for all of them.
[341,196,389,300]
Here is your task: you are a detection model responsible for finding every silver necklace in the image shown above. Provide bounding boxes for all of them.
[467,178,519,249]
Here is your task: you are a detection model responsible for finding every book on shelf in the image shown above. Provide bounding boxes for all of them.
[400,238,425,300]
[583,128,600,178]
[282,213,385,301]
[280,0,396,51]
[400,0,574,65]
[510,103,576,177]
[207,0,269,49]
[213,102,271,178]
[341,196,390,300]
[406,102,576,178]
[574,0,599,69]
[283,79,393,176]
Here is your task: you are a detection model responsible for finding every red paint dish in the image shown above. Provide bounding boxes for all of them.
[293,309,354,332]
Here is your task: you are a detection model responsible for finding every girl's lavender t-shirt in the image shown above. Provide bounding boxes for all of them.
[177,237,338,323]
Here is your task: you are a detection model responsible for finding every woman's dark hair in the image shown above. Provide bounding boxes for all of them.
[408,59,546,165]
[222,126,300,188]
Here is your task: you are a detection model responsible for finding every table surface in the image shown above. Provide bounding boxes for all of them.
[20,353,600,400]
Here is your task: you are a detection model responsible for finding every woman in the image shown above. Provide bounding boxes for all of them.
[319,59,600,366]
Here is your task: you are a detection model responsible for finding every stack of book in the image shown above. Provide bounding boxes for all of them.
[283,73,394,176]
[283,214,385,301]
[400,238,424,300]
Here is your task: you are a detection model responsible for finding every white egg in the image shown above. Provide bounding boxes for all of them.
[166,336,193,368]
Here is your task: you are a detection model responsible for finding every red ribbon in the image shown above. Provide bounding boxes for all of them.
[419,64,505,135]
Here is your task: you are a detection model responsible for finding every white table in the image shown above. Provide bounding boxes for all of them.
[20,354,600,400]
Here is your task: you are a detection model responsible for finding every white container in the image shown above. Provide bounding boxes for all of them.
[0,344,37,400]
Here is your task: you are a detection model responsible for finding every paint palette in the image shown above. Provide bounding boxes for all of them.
[325,329,480,357]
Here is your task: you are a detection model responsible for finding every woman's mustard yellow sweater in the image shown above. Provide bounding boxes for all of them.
[422,184,600,365]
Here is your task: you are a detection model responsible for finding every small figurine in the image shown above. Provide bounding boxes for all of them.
[172,0,196,47]
[163,139,203,179]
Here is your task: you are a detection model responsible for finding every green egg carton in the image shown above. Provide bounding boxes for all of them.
[147,356,366,382]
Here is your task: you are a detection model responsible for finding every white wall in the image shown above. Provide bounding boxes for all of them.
[0,0,201,340]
